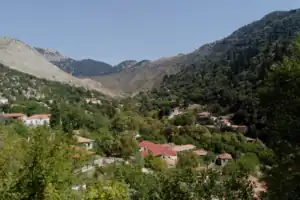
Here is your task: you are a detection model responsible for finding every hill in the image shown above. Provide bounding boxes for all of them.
[138,8,300,137]
[94,53,205,94]
[95,9,300,95]
[35,47,115,77]
[114,60,138,71]
[0,38,115,96]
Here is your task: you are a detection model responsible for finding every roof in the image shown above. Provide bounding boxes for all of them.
[193,149,208,156]
[198,112,211,117]
[139,141,177,157]
[246,137,256,142]
[0,113,26,118]
[231,125,248,128]
[217,153,232,160]
[72,130,81,135]
[74,135,94,143]
[26,114,51,120]
[172,144,196,152]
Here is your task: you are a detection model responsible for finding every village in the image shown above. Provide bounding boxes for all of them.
[0,96,266,196]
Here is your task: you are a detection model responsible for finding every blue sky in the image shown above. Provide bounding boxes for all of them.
[0,0,299,65]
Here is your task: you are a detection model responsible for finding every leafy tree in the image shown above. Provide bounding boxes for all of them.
[0,126,79,200]
[258,37,300,199]
[237,153,260,174]
[177,151,199,169]
[203,151,216,165]
[49,100,60,128]
[145,155,167,172]
[84,180,129,200]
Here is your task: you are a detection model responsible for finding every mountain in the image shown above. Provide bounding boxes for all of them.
[35,47,115,77]
[94,49,213,94]
[95,9,300,95]
[0,38,115,97]
[114,60,137,71]
[142,8,300,138]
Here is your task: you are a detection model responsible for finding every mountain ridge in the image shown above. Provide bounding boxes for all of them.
[0,37,116,97]
[94,8,300,95]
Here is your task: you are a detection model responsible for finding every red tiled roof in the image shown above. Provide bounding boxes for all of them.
[26,114,51,120]
[139,141,177,157]
[217,153,232,159]
[0,113,26,118]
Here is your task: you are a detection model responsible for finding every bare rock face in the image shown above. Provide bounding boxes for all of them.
[34,47,67,62]
[0,37,116,97]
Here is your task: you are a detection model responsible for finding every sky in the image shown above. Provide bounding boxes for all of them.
[0,0,300,65]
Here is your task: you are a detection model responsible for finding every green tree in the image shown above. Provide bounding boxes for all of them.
[84,180,129,200]
[258,37,300,199]
[177,151,199,169]
[0,127,79,200]
[49,101,61,128]
[237,153,260,174]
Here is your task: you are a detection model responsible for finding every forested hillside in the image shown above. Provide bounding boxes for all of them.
[141,9,300,138]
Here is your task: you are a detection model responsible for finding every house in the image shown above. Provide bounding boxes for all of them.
[216,153,232,166]
[172,144,196,152]
[231,125,248,134]
[197,112,211,118]
[139,141,177,166]
[0,113,27,122]
[0,97,8,105]
[74,135,95,150]
[24,114,51,126]
[197,112,211,124]
[219,113,234,120]
[246,137,256,143]
[85,98,102,105]
[193,149,208,157]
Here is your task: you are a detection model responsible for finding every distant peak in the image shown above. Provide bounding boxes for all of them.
[115,60,138,70]
[34,47,67,62]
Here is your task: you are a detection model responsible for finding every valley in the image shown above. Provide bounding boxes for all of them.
[0,7,299,200]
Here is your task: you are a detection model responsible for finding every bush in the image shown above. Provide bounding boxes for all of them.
[177,151,199,169]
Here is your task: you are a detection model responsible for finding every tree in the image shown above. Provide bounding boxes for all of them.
[49,101,60,128]
[84,180,130,200]
[145,155,167,172]
[258,37,300,199]
[0,127,79,200]
[177,151,199,169]
[203,151,216,165]
[237,153,260,174]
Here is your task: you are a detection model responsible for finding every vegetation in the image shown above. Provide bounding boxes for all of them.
[1,8,300,199]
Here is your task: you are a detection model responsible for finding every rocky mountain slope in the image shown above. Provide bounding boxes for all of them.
[114,60,137,70]
[0,38,115,97]
[94,48,213,94]
[35,47,115,77]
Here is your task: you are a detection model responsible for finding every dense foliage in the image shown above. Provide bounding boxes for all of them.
[1,8,300,199]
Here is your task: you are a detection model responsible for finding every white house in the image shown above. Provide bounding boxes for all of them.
[0,97,8,105]
[24,114,51,126]
[74,135,95,150]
